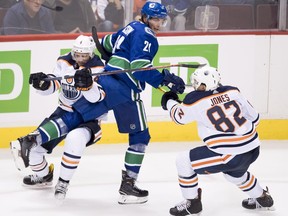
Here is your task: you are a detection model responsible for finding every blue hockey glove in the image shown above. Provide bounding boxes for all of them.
[29,72,50,91]
[162,69,185,94]
[74,68,93,91]
[161,91,179,110]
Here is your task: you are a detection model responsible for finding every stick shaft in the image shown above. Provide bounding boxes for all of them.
[44,63,206,81]
[91,26,110,62]
[65,63,205,79]
[92,63,204,76]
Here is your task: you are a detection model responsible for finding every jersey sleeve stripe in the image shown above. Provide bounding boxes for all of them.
[191,155,234,170]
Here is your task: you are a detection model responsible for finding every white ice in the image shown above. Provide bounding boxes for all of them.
[0,141,287,216]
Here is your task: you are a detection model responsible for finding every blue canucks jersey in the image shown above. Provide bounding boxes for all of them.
[102,21,164,93]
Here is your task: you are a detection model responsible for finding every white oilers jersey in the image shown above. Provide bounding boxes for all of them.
[167,86,260,155]
[37,52,105,112]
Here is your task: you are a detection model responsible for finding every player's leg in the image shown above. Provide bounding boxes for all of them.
[170,145,241,215]
[113,99,150,204]
[10,108,83,170]
[21,135,64,187]
[118,129,150,204]
[224,172,274,210]
[169,147,210,216]
[54,120,102,200]
[10,107,64,170]
[22,145,54,187]
[223,147,274,210]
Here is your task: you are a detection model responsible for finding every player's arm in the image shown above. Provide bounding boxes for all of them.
[101,33,116,58]
[29,70,60,96]
[74,68,106,103]
[236,92,260,126]
[31,58,72,96]
[161,91,195,124]
[82,82,106,103]
[130,31,185,93]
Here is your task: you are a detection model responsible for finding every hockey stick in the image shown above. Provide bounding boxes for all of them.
[44,63,206,81]
[42,4,63,11]
[91,26,110,62]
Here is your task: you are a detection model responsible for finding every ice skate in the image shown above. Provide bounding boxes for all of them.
[170,188,202,216]
[118,170,148,204]
[242,187,275,210]
[23,164,54,187]
[54,179,69,201]
[10,131,39,171]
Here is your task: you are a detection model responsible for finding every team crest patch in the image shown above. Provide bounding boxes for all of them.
[145,27,156,38]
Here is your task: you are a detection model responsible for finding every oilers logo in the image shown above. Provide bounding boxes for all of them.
[61,82,81,100]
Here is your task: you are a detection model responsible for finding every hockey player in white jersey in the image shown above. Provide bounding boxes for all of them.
[10,35,106,200]
[161,66,274,215]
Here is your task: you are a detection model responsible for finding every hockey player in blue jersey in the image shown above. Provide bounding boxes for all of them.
[11,2,186,204]
[161,66,274,215]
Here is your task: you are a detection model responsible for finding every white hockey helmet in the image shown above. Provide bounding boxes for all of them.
[71,35,96,59]
[190,66,221,91]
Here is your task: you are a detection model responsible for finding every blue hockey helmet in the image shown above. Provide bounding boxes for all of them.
[141,2,168,20]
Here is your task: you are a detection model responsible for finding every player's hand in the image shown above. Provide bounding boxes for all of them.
[161,91,179,110]
[162,69,185,94]
[74,68,93,91]
[29,72,50,91]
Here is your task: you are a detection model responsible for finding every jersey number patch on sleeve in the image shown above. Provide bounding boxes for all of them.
[113,35,125,53]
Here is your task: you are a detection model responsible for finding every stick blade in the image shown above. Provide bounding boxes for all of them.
[180,63,206,68]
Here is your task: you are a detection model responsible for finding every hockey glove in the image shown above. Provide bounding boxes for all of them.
[161,91,179,110]
[162,69,185,94]
[29,72,50,91]
[74,68,93,91]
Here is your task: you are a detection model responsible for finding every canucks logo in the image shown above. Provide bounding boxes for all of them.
[145,27,155,38]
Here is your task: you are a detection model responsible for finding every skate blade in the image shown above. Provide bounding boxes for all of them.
[54,193,66,206]
[257,206,276,211]
[10,141,25,171]
[22,181,53,189]
[54,195,65,206]
[118,194,148,204]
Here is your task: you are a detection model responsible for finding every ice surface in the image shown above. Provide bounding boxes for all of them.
[0,141,287,216]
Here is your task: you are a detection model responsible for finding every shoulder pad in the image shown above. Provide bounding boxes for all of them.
[217,85,240,93]
[57,52,75,65]
[85,56,104,68]
[183,91,212,105]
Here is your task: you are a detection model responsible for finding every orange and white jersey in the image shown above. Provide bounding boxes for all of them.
[36,52,105,112]
[167,86,260,155]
